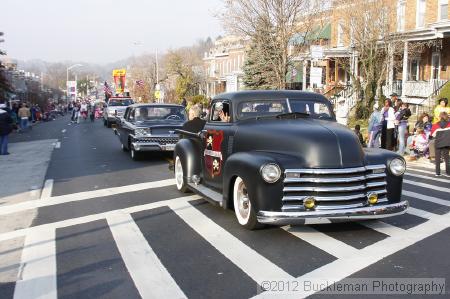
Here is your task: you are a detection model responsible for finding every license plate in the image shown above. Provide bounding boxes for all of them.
[163,144,175,151]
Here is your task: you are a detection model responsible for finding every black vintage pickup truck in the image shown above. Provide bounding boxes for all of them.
[174,90,408,230]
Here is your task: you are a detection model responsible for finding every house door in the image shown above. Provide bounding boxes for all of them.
[431,52,440,80]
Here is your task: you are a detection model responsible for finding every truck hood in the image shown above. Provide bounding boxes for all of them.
[234,118,365,168]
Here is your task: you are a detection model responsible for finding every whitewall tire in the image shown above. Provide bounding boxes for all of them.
[175,156,188,193]
[233,177,262,230]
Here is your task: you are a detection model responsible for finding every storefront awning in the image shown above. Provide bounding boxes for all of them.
[290,24,331,45]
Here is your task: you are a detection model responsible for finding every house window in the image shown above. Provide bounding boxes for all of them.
[337,21,343,47]
[397,0,406,31]
[431,53,440,80]
[416,0,426,28]
[409,59,420,81]
[439,0,448,20]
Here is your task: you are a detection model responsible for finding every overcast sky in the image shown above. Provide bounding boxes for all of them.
[1,0,224,64]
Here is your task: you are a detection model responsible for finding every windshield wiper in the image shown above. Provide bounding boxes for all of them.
[276,112,310,119]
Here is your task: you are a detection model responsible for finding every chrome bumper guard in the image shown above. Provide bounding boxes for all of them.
[257,200,409,225]
[132,141,176,152]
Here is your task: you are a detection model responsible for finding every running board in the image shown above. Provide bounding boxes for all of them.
[188,183,224,208]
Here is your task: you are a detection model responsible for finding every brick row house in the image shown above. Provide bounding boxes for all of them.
[205,1,450,109]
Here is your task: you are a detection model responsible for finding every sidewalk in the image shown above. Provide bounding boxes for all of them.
[0,139,57,283]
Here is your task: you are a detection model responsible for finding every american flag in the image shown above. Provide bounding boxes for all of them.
[135,79,145,87]
[103,81,112,95]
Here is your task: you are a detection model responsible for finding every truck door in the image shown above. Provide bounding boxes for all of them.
[202,100,236,191]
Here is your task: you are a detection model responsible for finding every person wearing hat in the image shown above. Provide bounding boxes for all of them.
[433,98,450,124]
[0,103,13,155]
[367,102,381,148]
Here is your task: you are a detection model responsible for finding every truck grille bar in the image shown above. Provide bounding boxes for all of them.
[282,165,388,211]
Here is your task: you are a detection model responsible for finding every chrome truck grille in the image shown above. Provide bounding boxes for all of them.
[282,165,387,211]
[137,136,179,145]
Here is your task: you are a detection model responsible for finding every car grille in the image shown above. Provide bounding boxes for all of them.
[282,165,388,211]
[136,136,179,145]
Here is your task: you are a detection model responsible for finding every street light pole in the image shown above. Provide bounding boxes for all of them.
[66,64,83,102]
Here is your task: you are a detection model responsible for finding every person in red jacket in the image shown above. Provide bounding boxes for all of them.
[430,112,450,176]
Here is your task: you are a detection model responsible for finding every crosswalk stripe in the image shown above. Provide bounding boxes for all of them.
[169,200,293,282]
[107,212,186,299]
[404,179,450,193]
[282,225,358,259]
[358,220,406,237]
[407,207,437,219]
[0,179,176,216]
[405,172,450,183]
[13,228,57,299]
[407,168,436,176]
[403,190,450,207]
[0,195,201,243]
[251,211,450,298]
[40,179,53,200]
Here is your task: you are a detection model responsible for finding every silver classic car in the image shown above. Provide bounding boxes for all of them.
[114,104,187,160]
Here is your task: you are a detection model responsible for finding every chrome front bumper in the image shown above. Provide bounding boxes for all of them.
[257,200,409,225]
[132,141,176,152]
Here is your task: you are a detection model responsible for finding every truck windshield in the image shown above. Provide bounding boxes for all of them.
[236,99,333,120]
[288,99,333,120]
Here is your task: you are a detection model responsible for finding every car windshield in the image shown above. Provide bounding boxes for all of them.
[135,106,186,121]
[108,99,133,106]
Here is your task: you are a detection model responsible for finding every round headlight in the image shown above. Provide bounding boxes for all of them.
[260,163,282,183]
[389,158,406,176]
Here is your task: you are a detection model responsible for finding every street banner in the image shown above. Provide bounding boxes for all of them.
[112,69,126,94]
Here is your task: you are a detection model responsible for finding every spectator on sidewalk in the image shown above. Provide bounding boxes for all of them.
[354,124,366,147]
[396,102,411,155]
[431,112,450,176]
[380,99,396,150]
[18,103,31,132]
[0,103,13,155]
[367,102,381,148]
[432,98,450,123]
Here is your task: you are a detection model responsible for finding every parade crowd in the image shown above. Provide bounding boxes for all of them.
[365,94,450,176]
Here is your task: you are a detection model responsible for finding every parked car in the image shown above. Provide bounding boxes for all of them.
[114,104,187,160]
[103,97,134,127]
[174,90,408,230]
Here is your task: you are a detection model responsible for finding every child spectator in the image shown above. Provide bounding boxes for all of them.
[409,127,429,160]
[354,124,366,147]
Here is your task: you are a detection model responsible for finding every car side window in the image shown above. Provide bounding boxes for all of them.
[210,101,231,123]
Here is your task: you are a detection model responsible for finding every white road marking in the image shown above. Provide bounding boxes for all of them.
[107,212,186,299]
[405,172,450,183]
[0,195,201,243]
[13,228,57,299]
[406,207,437,220]
[169,200,292,282]
[359,220,406,237]
[404,179,450,193]
[252,211,450,298]
[407,168,437,176]
[403,190,450,207]
[54,142,61,149]
[61,129,66,133]
[282,225,358,259]
[0,179,176,216]
[40,179,53,200]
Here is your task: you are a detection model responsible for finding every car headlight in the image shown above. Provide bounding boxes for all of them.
[260,163,282,183]
[389,158,406,176]
[134,128,151,137]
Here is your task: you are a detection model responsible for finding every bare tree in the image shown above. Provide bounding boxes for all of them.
[333,0,425,117]
[220,0,320,89]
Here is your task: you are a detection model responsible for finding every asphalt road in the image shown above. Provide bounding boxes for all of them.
[0,115,449,299]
